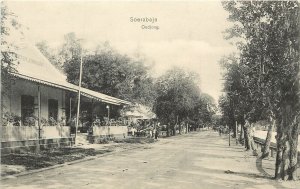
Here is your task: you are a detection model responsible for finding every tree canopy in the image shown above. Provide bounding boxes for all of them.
[153,67,216,128]
[1,2,25,115]
[37,33,156,106]
[1,2,23,86]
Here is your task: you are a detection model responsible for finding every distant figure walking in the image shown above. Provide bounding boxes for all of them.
[219,126,222,136]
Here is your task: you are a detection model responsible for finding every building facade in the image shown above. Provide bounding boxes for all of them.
[1,43,130,154]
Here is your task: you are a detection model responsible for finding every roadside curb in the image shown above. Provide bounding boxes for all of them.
[0,144,144,181]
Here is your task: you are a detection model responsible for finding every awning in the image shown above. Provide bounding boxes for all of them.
[124,104,156,119]
[12,72,130,106]
[12,72,130,105]
[11,72,78,92]
[80,87,130,105]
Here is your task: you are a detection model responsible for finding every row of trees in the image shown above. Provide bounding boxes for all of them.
[220,1,299,180]
[154,67,216,136]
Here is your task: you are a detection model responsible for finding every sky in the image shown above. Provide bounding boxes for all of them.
[7,0,236,102]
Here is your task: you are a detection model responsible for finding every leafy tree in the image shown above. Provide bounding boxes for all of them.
[36,40,63,72]
[60,32,82,65]
[194,93,216,128]
[211,114,222,128]
[219,54,265,153]
[222,1,281,158]
[1,2,23,117]
[61,33,155,106]
[222,1,300,180]
[153,67,215,136]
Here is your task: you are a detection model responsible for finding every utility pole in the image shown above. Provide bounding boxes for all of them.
[75,45,84,145]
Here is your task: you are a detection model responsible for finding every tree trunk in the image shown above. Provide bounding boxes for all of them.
[244,120,257,155]
[166,124,170,137]
[275,105,295,181]
[173,124,176,136]
[282,138,290,181]
[249,132,258,156]
[233,123,237,138]
[275,122,284,180]
[262,117,275,158]
[243,125,251,150]
[288,118,299,180]
[179,123,182,135]
[240,123,244,144]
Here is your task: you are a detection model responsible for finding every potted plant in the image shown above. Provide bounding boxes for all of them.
[12,114,21,126]
[59,116,66,126]
[2,112,21,126]
[2,112,10,126]
[41,117,48,126]
[24,116,37,126]
[48,117,57,126]
[92,118,101,126]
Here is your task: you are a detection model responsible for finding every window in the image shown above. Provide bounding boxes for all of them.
[48,99,58,121]
[21,95,34,124]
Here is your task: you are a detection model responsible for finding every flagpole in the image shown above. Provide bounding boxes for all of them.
[75,44,83,145]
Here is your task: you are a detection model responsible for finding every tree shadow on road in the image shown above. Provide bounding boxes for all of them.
[193,164,291,189]
[255,156,274,179]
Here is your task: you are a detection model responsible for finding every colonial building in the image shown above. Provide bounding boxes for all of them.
[1,43,130,154]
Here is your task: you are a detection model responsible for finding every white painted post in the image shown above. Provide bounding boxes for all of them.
[235,121,238,145]
[75,47,84,145]
[37,85,41,152]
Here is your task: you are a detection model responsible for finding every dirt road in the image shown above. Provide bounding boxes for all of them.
[1,131,299,189]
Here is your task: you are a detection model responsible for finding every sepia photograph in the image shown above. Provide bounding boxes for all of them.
[0,0,300,188]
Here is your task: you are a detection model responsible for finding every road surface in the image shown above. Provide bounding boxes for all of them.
[1,131,299,189]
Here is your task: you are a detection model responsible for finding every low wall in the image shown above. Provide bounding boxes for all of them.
[42,126,70,139]
[89,126,128,142]
[1,126,38,141]
[92,126,110,136]
[1,126,72,155]
[1,138,74,154]
[253,136,300,164]
[1,126,70,142]
[254,130,300,151]
[92,126,128,137]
